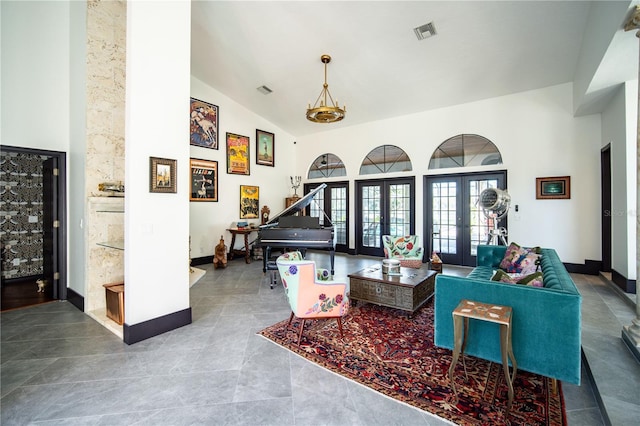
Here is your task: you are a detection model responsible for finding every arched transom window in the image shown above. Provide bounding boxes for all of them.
[308,153,346,179]
[359,145,412,175]
[429,134,502,169]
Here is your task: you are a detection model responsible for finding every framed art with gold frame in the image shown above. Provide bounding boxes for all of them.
[149,157,177,193]
[536,176,570,199]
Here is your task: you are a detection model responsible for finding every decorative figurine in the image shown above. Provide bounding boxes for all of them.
[213,235,228,269]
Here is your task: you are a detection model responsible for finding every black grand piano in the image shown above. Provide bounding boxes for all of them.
[255,184,335,275]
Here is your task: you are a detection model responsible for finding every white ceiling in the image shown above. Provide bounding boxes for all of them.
[191,1,638,137]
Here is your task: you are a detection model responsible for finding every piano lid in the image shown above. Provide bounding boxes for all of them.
[264,183,327,227]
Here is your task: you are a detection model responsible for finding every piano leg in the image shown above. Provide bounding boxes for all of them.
[330,249,335,277]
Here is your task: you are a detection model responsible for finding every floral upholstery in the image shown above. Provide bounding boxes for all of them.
[382,235,424,268]
[276,252,349,344]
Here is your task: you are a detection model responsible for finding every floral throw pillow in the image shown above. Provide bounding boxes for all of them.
[499,242,541,274]
[491,270,544,287]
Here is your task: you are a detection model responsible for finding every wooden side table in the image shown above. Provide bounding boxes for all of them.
[448,299,517,418]
[226,228,256,264]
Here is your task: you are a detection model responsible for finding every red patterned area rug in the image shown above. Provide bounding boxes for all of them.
[259,301,565,426]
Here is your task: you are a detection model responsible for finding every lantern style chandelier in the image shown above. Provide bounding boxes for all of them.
[306,54,346,123]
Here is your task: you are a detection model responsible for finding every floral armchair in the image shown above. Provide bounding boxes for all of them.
[276,252,349,344]
[382,235,424,268]
[267,251,330,289]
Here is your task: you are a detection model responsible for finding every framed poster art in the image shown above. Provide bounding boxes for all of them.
[226,132,250,175]
[536,176,570,199]
[190,97,219,149]
[240,185,259,219]
[190,158,218,201]
[149,157,177,193]
[256,129,275,167]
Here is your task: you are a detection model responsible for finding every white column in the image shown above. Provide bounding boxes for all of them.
[622,5,640,360]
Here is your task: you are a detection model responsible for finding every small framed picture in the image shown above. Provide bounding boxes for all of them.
[240,185,259,219]
[149,157,177,193]
[190,158,218,202]
[256,129,275,167]
[226,132,250,175]
[190,97,219,149]
[536,176,570,199]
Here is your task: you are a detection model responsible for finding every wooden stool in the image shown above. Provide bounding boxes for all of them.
[448,299,517,418]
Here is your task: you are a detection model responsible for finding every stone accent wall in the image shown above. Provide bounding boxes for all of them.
[85,0,126,318]
[0,151,49,280]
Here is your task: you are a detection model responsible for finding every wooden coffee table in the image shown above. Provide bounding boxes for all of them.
[348,265,436,317]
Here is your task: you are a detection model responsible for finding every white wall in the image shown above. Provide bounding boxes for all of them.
[297,83,602,264]
[68,0,87,296]
[601,81,637,281]
[189,77,297,258]
[124,0,191,324]
[1,0,87,294]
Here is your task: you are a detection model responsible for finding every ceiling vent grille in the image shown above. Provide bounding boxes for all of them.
[257,85,273,95]
[414,22,437,40]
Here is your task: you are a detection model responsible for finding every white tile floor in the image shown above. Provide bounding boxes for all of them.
[1,252,636,425]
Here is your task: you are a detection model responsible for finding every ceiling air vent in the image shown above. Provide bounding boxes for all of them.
[414,22,436,40]
[257,85,273,95]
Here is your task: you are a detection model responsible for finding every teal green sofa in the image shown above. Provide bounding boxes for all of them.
[434,245,582,385]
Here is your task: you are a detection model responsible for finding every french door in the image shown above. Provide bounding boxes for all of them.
[304,182,349,253]
[356,177,415,257]
[424,171,506,266]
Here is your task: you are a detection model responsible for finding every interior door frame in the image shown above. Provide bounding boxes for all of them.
[424,170,507,266]
[355,176,415,256]
[0,145,67,301]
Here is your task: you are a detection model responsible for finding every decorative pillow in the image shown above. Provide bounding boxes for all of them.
[499,242,541,274]
[517,272,544,287]
[491,270,544,287]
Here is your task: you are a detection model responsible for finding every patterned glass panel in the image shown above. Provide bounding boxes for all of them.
[469,179,498,255]
[309,188,325,225]
[331,187,347,245]
[389,183,411,236]
[361,185,381,248]
[359,145,412,175]
[432,181,457,254]
[308,153,346,179]
[429,134,502,169]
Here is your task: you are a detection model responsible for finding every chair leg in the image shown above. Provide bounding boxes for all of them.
[287,312,295,329]
[297,319,306,345]
[336,317,344,338]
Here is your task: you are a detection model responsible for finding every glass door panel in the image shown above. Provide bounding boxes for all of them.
[356,178,415,257]
[425,172,506,266]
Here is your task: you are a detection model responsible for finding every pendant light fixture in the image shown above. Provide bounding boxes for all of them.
[306,54,346,123]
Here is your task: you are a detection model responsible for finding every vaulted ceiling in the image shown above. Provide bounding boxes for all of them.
[191,1,639,137]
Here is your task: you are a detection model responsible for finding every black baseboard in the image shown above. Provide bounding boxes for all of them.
[66,287,84,312]
[123,307,192,345]
[191,256,213,266]
[612,269,636,293]
[563,259,601,275]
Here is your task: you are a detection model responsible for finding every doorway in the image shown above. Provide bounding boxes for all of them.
[424,171,507,266]
[356,177,415,257]
[304,181,349,253]
[1,146,67,311]
[601,144,612,272]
